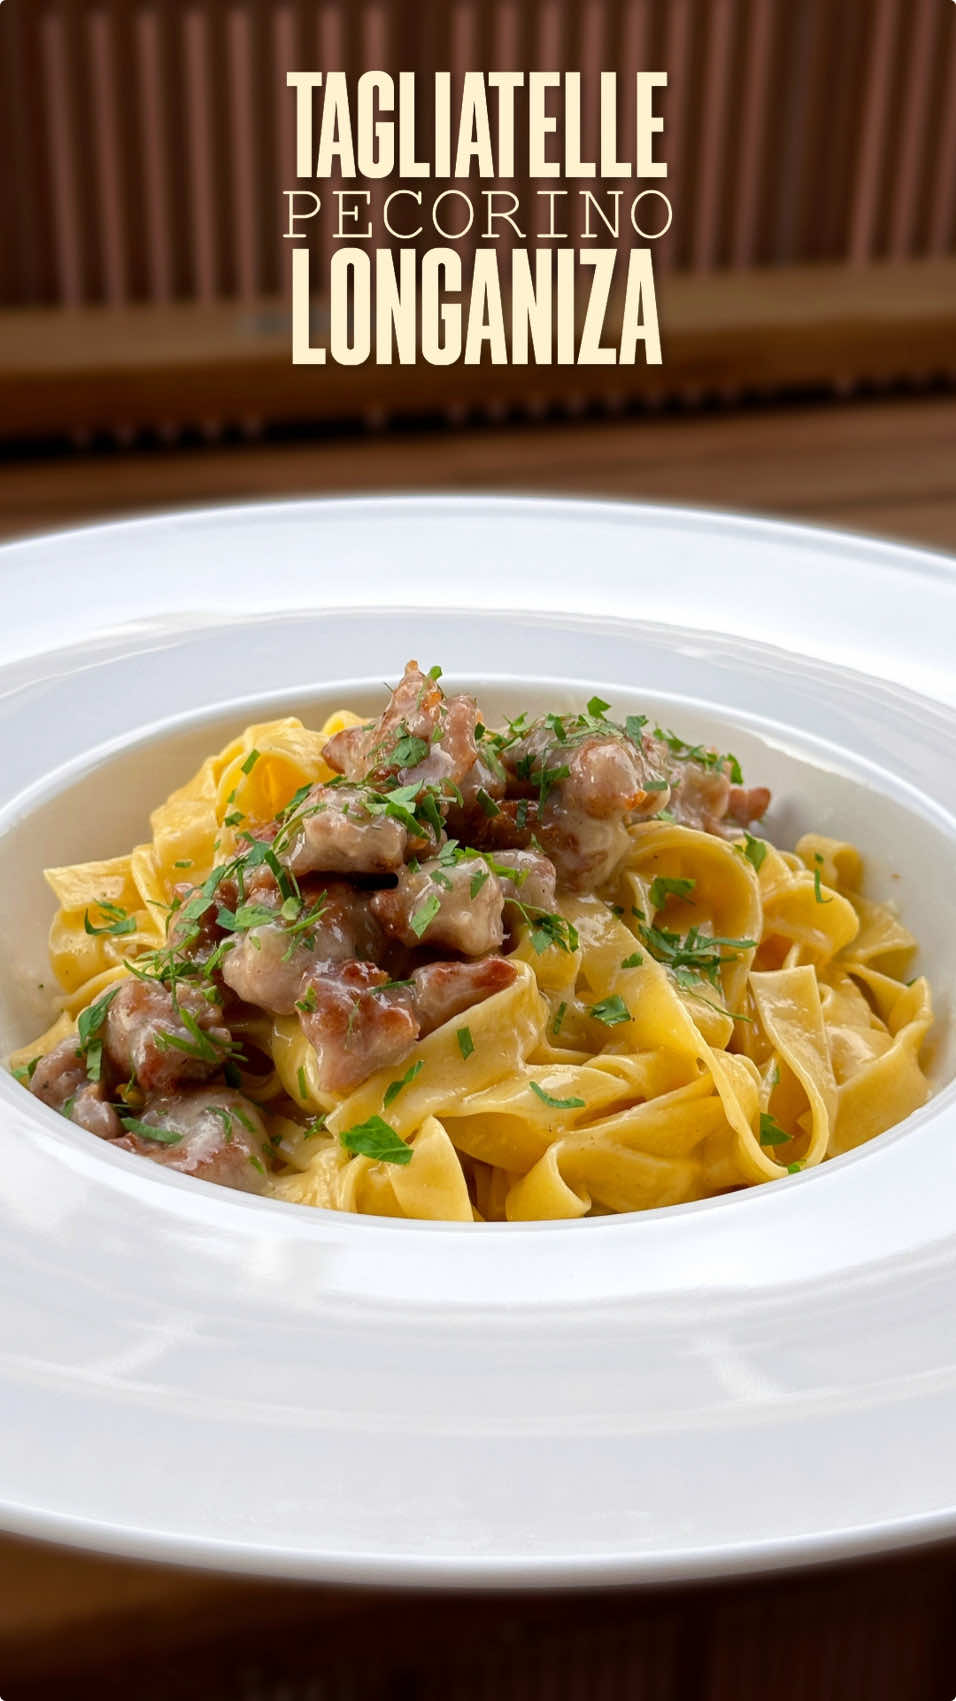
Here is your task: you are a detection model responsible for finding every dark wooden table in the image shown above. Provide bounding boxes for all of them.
[0,389,954,1699]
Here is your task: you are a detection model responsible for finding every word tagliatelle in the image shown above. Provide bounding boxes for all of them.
[13,667,933,1222]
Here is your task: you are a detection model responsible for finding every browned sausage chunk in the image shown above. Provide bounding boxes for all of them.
[298,960,419,1093]
[29,1036,122,1141]
[371,858,506,956]
[114,1087,269,1193]
[104,980,234,1094]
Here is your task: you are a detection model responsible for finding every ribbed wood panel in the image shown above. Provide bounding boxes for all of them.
[1,0,953,312]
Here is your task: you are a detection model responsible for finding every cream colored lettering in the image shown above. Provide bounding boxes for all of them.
[463,251,508,364]
[577,250,617,364]
[454,73,496,177]
[636,73,667,177]
[315,71,356,176]
[333,189,372,240]
[356,72,394,178]
[291,249,325,364]
[383,189,424,241]
[421,249,462,364]
[286,72,323,177]
[282,189,321,238]
[375,248,418,363]
[619,248,662,364]
[509,249,552,364]
[482,189,526,240]
[329,248,371,363]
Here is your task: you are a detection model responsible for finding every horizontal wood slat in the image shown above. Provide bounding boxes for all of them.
[1,259,954,441]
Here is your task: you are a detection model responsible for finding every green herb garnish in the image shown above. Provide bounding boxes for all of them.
[588,994,631,1027]
[409,892,442,938]
[648,875,696,910]
[638,922,756,989]
[759,1112,791,1147]
[741,833,767,872]
[812,854,834,905]
[76,985,122,1083]
[119,1115,183,1146]
[476,788,500,818]
[456,1026,475,1060]
[391,733,429,768]
[530,1080,586,1111]
[383,1059,424,1108]
[341,1115,413,1166]
[83,900,136,938]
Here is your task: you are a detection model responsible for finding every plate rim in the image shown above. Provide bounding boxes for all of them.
[1,496,954,1587]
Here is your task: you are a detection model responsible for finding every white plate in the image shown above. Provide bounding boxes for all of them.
[0,497,954,1589]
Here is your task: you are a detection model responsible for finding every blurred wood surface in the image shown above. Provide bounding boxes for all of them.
[1,1527,956,1701]
[0,260,955,441]
[0,390,954,555]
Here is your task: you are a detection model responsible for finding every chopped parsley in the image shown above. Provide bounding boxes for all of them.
[341,1115,413,1166]
[812,853,834,904]
[83,900,136,938]
[653,727,743,783]
[476,787,500,818]
[278,782,312,821]
[586,695,611,718]
[620,952,643,969]
[588,994,631,1027]
[241,749,260,774]
[456,1026,474,1060]
[638,921,756,989]
[210,1106,236,1141]
[530,1080,586,1111]
[648,875,696,910]
[76,985,122,1082]
[154,1005,235,1067]
[537,763,570,806]
[552,1001,568,1036]
[383,1059,424,1108]
[409,892,442,938]
[119,1115,183,1146]
[516,907,579,956]
[296,1065,309,1101]
[759,1111,791,1147]
[741,833,767,873]
[391,732,429,768]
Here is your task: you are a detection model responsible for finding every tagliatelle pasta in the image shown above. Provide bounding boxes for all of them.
[12,667,934,1221]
